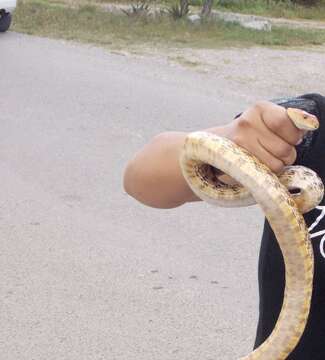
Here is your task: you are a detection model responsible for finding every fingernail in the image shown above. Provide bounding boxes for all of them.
[296,138,303,145]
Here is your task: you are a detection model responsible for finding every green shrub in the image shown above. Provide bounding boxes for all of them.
[122,1,151,17]
[167,0,190,19]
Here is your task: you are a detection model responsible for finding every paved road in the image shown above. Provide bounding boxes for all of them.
[1,32,324,360]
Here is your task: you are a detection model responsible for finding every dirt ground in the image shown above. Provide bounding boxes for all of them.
[115,44,325,104]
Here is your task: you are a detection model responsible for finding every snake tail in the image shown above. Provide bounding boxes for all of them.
[180,132,314,360]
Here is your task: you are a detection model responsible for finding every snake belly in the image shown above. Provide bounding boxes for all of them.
[180,131,320,360]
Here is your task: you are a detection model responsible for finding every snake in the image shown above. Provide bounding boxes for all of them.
[179,108,324,359]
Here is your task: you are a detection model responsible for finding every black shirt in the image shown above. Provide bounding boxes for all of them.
[254,94,325,359]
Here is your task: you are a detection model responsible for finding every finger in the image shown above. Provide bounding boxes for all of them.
[239,137,286,174]
[256,126,297,165]
[257,136,297,167]
[255,140,286,173]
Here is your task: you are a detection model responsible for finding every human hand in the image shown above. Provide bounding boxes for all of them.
[228,101,313,167]
[215,101,316,184]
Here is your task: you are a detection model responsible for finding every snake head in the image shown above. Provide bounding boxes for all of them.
[287,107,319,131]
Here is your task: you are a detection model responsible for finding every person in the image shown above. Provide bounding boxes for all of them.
[123,93,325,359]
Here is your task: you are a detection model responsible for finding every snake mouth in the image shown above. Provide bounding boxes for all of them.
[288,187,302,195]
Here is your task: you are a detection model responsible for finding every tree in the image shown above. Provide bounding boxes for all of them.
[201,0,214,17]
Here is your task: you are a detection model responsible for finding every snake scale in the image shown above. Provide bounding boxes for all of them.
[179,107,324,359]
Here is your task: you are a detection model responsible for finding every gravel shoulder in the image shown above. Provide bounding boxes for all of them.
[116,43,325,104]
[80,2,325,84]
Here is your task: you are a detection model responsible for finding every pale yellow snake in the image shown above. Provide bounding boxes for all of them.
[179,108,324,359]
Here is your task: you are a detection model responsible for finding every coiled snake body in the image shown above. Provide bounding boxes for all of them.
[179,108,324,359]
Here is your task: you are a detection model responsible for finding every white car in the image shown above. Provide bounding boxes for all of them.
[0,0,16,32]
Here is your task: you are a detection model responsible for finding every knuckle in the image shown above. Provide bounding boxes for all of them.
[231,134,244,147]
[231,133,250,151]
[236,115,251,130]
[269,159,284,174]
[268,118,283,133]
[284,148,297,165]
[253,100,270,113]
[278,143,293,158]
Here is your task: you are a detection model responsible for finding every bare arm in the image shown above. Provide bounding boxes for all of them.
[123,102,305,209]
[123,127,227,208]
[123,131,190,209]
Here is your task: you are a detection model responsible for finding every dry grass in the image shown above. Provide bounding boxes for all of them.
[12,0,325,51]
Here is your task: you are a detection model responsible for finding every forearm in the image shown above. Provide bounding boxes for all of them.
[123,126,230,209]
[124,101,307,209]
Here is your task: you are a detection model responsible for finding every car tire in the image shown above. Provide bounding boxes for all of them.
[0,12,12,32]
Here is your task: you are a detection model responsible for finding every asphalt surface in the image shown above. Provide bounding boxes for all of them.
[1,32,324,360]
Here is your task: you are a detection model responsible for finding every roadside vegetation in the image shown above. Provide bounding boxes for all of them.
[12,0,325,51]
[215,0,325,21]
[45,0,325,21]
